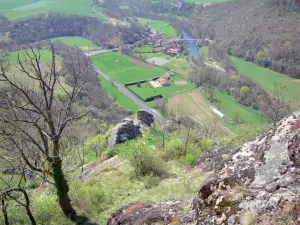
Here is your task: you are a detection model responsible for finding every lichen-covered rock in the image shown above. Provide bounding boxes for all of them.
[107,200,186,225]
[192,110,300,224]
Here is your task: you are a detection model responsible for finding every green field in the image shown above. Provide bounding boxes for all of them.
[139,18,177,36]
[200,46,300,106]
[4,49,54,62]
[51,36,99,50]
[213,89,267,125]
[92,52,165,84]
[231,56,300,105]
[0,0,103,20]
[98,77,140,112]
[128,79,195,101]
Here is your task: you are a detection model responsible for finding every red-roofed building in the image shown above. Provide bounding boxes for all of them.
[157,77,170,86]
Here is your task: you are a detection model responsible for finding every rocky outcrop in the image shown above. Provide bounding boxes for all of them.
[107,111,300,224]
[193,110,300,224]
[137,110,154,126]
[107,200,188,225]
[108,110,154,149]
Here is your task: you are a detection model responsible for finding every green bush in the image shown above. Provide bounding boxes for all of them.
[144,175,161,189]
[70,180,111,217]
[164,139,185,160]
[185,153,197,166]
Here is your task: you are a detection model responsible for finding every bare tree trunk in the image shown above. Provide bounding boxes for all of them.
[1,198,9,225]
[184,125,192,155]
[22,190,37,225]
[51,157,76,217]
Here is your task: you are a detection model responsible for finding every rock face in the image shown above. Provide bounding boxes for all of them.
[107,200,187,225]
[107,111,300,224]
[193,110,300,224]
[108,110,154,149]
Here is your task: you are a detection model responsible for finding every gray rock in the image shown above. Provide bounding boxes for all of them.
[108,111,155,150]
[137,110,154,126]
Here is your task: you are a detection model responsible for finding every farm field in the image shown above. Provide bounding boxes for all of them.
[138,18,177,36]
[168,89,232,134]
[213,89,267,125]
[0,0,103,20]
[92,52,165,84]
[51,36,99,50]
[98,76,140,112]
[134,45,191,78]
[127,78,195,101]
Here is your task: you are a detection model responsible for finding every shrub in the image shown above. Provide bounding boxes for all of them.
[185,153,197,166]
[164,139,185,160]
[144,175,161,189]
[127,147,167,177]
[70,181,111,217]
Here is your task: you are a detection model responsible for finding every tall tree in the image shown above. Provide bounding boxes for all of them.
[0,43,90,217]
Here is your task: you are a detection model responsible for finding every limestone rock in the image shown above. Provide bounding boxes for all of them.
[192,110,300,224]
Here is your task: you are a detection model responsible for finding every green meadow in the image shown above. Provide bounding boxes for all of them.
[128,79,195,101]
[51,36,100,50]
[213,89,267,125]
[4,49,54,62]
[139,18,177,36]
[92,52,165,84]
[0,0,104,20]
[200,46,300,106]
[231,56,300,105]
[98,76,140,112]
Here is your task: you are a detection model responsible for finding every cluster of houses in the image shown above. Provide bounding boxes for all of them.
[141,32,184,56]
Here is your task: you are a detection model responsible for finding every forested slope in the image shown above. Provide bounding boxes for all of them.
[188,0,300,78]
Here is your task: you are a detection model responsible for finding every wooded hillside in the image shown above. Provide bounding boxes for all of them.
[187,0,300,78]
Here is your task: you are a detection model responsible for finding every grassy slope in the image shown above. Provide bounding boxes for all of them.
[0,0,103,20]
[139,18,177,36]
[213,89,267,125]
[98,76,140,112]
[92,52,165,84]
[4,49,54,62]
[128,80,195,101]
[51,36,100,50]
[231,56,300,105]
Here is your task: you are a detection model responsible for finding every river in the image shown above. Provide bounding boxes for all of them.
[182,30,199,57]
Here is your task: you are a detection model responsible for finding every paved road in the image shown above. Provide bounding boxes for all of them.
[91,64,164,124]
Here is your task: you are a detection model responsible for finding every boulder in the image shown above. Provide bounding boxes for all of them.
[107,200,186,225]
[137,110,154,126]
[108,111,154,149]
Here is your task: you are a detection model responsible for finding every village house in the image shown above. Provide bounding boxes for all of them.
[157,77,170,86]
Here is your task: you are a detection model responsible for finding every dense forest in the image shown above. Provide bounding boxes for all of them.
[186,0,300,78]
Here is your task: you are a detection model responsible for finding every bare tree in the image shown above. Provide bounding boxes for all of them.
[0,43,90,217]
[265,83,293,126]
[0,170,36,225]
